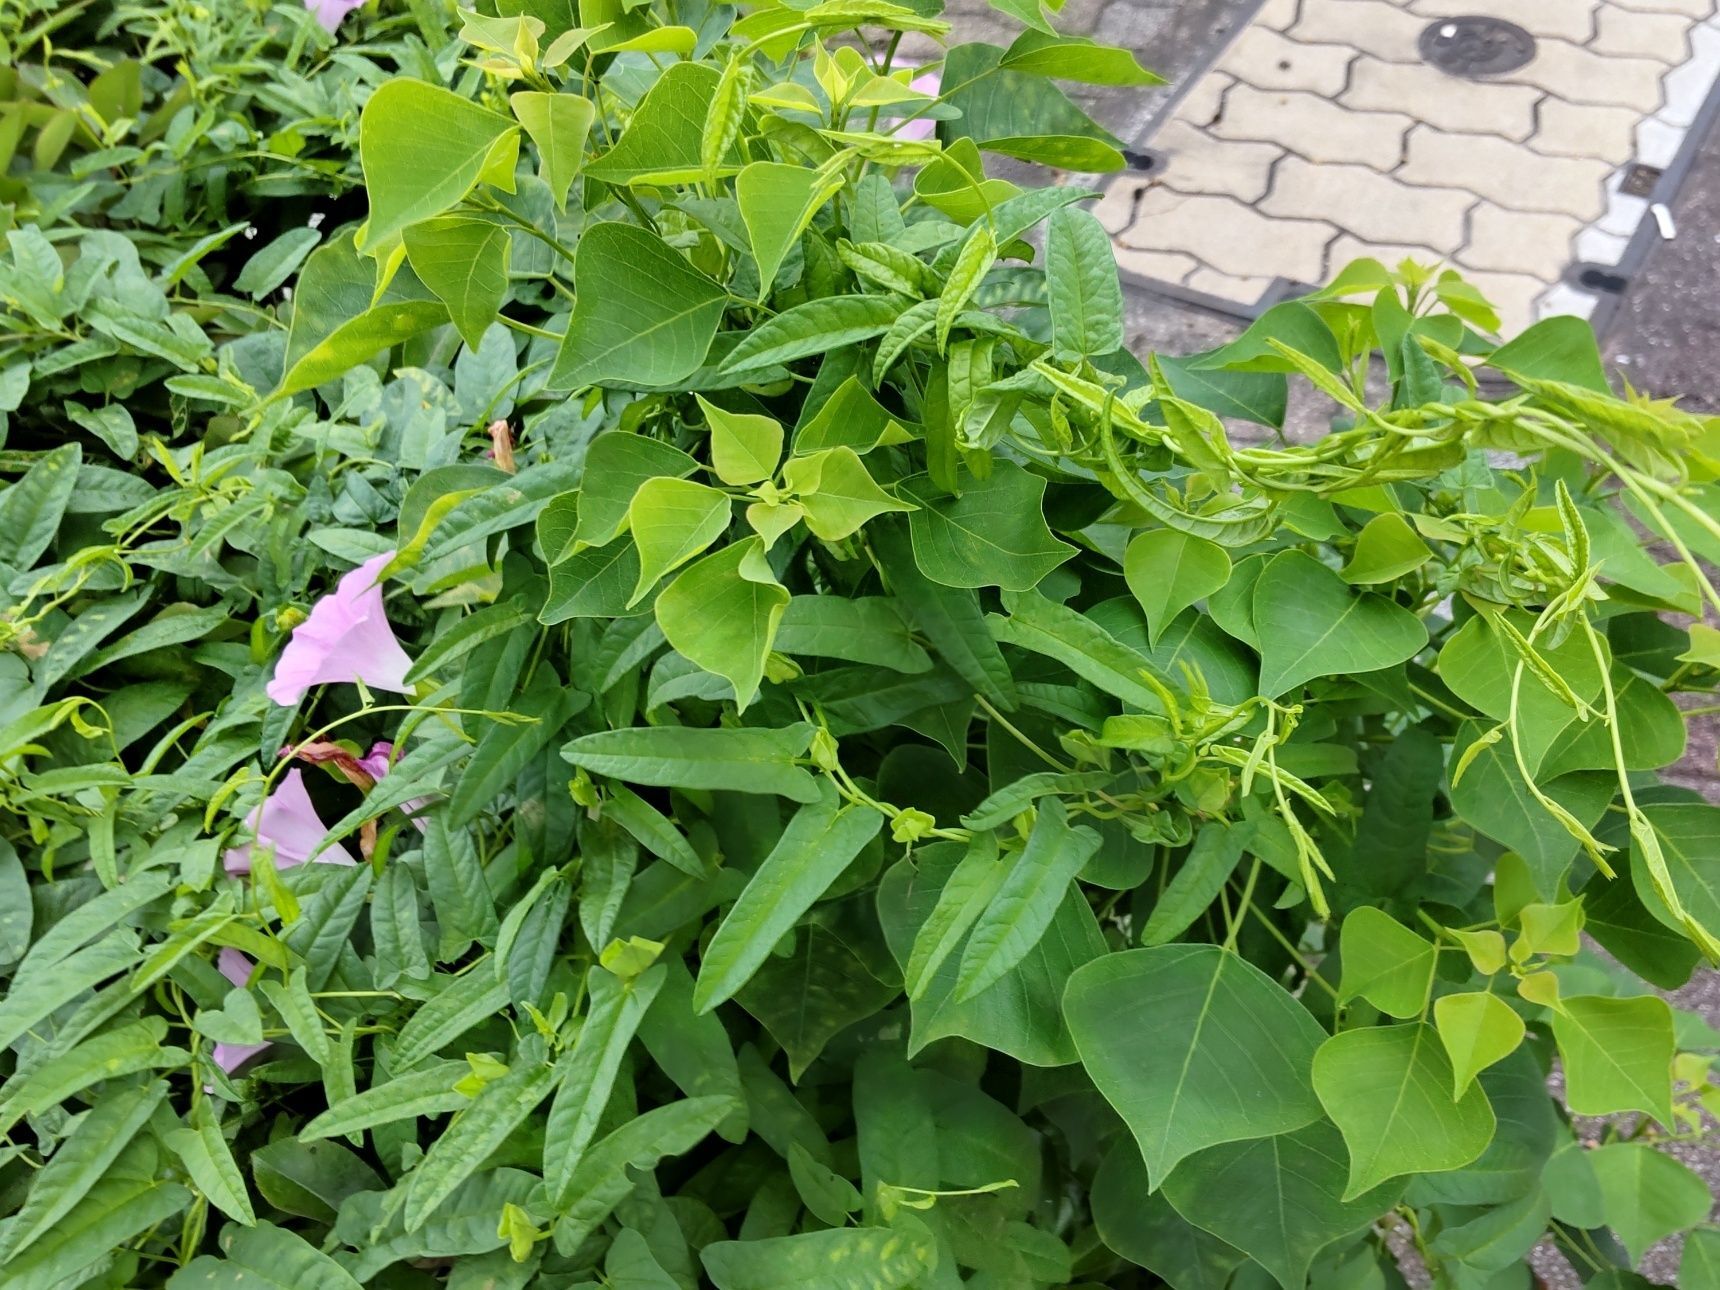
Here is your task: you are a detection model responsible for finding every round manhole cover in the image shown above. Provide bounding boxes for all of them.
[1418,16,1536,79]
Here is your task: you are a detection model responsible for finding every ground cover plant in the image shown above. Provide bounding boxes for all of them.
[2,0,1720,1286]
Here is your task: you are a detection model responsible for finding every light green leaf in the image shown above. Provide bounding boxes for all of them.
[1161,1121,1401,1290]
[1337,907,1437,1019]
[1047,206,1123,359]
[299,1062,470,1141]
[1066,944,1326,1187]
[233,227,321,299]
[702,1225,937,1290]
[1549,994,1675,1124]
[586,62,735,186]
[698,394,783,485]
[1253,549,1427,697]
[1139,821,1252,946]
[562,723,820,802]
[402,215,511,351]
[655,537,790,709]
[627,476,733,605]
[737,162,843,301]
[1124,529,1232,647]
[695,783,882,1011]
[0,1017,180,1136]
[1682,1227,1720,1289]
[7,1145,187,1290]
[774,596,931,672]
[568,432,699,553]
[166,1117,255,1226]
[939,42,1125,170]
[721,295,904,374]
[390,967,512,1070]
[168,1222,364,1290]
[550,222,727,390]
[359,79,520,249]
[1433,991,1526,1097]
[1000,31,1165,85]
[1312,1022,1496,1199]
[1589,1142,1711,1265]
[545,964,667,1207]
[936,222,996,352]
[783,446,913,541]
[1339,512,1432,585]
[510,90,594,209]
[904,461,1075,591]
[992,588,1166,711]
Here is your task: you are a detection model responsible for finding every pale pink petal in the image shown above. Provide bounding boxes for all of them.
[266,552,415,707]
[223,768,359,875]
[896,70,942,142]
[359,740,433,833]
[305,0,366,32]
[210,949,271,1079]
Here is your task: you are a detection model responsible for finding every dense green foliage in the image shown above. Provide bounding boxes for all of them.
[2,1,1720,1287]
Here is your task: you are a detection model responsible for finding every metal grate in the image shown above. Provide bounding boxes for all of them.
[1619,163,1663,197]
[1418,17,1537,80]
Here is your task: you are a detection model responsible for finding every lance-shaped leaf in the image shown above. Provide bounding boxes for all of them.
[562,723,819,801]
[695,783,883,1012]
[1065,944,1326,1187]
[702,1225,937,1290]
[1047,206,1123,359]
[544,964,667,1206]
[405,1055,560,1230]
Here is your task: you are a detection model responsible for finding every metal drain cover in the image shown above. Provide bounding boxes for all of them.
[1419,17,1536,79]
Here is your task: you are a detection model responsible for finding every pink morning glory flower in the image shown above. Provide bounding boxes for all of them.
[358,740,432,832]
[896,69,942,143]
[211,948,271,1077]
[266,551,414,706]
[305,0,366,32]
[222,767,359,876]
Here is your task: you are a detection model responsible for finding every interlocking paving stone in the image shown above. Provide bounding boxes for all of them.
[1400,128,1612,217]
[1118,188,1336,282]
[1211,84,1413,167]
[1263,153,1475,247]
[1215,25,1355,94]
[1096,0,1720,329]
[1343,58,1541,140]
[1534,99,1644,164]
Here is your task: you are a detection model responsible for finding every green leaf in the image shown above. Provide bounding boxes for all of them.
[904,461,1075,591]
[299,1062,471,1141]
[0,1018,180,1136]
[553,1096,735,1253]
[695,783,882,1011]
[545,964,668,1206]
[1549,994,1675,1124]
[563,723,819,801]
[699,395,783,485]
[276,235,446,395]
[447,680,588,827]
[1433,991,1526,1098]
[551,222,728,390]
[1047,206,1123,360]
[655,537,790,709]
[1066,944,1326,1187]
[1139,821,1252,946]
[939,42,1125,170]
[1682,1227,1720,1289]
[166,1117,255,1226]
[1253,549,1427,697]
[169,1222,364,1290]
[627,477,733,604]
[1336,907,1436,1019]
[936,222,996,352]
[737,162,843,301]
[999,31,1165,85]
[636,958,747,1138]
[721,295,905,375]
[1161,1121,1402,1290]
[1589,1142,1712,1265]
[406,1055,559,1230]
[359,79,519,249]
[402,215,511,351]
[1339,512,1432,585]
[956,797,1098,1000]
[6,1145,187,1290]
[774,596,931,673]
[586,62,735,186]
[782,446,913,541]
[390,967,512,1070]
[1312,1022,1496,1199]
[702,1225,937,1290]
[1092,1141,1245,1288]
[509,90,594,209]
[0,443,78,569]
[992,588,1167,711]
[232,227,321,299]
[0,1079,165,1260]
[1124,529,1231,647]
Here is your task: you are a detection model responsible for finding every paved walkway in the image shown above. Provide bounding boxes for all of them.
[1090,0,1720,332]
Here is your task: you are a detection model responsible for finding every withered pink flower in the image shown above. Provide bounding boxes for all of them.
[358,740,432,832]
[222,767,358,876]
[266,552,414,706]
[305,0,366,32]
[211,948,271,1077]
